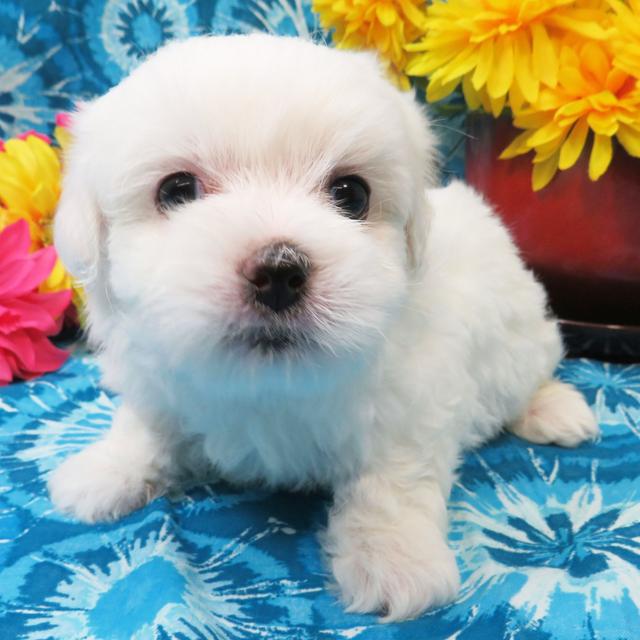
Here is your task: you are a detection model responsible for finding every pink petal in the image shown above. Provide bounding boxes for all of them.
[22,289,72,328]
[0,331,35,368]
[0,220,32,269]
[18,330,69,376]
[55,112,72,128]
[0,329,68,380]
[0,258,34,298]
[0,246,58,298]
[17,130,52,145]
[0,351,13,385]
[1,298,57,333]
[0,303,24,333]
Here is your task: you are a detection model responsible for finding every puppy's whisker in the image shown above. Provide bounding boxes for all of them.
[430,121,475,140]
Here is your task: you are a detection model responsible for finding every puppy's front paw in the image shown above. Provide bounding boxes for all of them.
[328,531,460,622]
[511,380,600,448]
[48,441,158,523]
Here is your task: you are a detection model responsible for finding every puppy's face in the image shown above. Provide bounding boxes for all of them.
[56,35,434,370]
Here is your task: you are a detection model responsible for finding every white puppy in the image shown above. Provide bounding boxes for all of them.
[49,34,598,621]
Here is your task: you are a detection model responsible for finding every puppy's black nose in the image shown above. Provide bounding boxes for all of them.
[245,242,310,313]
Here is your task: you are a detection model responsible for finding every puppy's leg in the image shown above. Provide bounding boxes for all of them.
[507,380,599,447]
[324,453,459,622]
[48,403,179,522]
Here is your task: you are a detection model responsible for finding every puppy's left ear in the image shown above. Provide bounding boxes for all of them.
[54,104,102,285]
[396,91,438,273]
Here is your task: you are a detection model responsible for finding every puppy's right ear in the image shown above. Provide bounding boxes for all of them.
[54,108,101,284]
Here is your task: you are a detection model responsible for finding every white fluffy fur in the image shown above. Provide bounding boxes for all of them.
[49,34,599,621]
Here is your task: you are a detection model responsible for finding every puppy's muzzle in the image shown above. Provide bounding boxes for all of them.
[243,242,310,313]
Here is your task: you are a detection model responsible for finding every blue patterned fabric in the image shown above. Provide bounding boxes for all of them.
[0,354,639,639]
[0,0,318,138]
[0,0,465,176]
[1,1,638,637]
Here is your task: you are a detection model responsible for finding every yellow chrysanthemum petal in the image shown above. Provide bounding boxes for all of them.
[587,110,619,136]
[54,125,72,152]
[0,152,33,189]
[426,75,460,101]
[513,111,554,129]
[526,120,565,147]
[314,0,426,86]
[509,79,527,114]
[371,20,391,52]
[404,55,437,77]
[589,133,613,180]
[471,39,494,91]
[376,3,397,27]
[489,91,507,117]
[532,152,560,191]
[28,136,60,180]
[546,13,607,41]
[440,46,481,85]
[500,130,534,159]
[617,123,640,156]
[582,42,610,86]
[610,0,640,79]
[537,89,570,111]
[532,135,566,163]
[559,66,595,95]
[559,117,590,170]
[3,139,40,179]
[462,74,483,110]
[587,90,619,111]
[531,23,558,87]
[513,31,539,104]
[0,180,32,213]
[397,0,427,28]
[486,35,514,99]
[555,98,590,125]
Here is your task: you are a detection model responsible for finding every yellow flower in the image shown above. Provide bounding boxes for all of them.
[0,131,84,308]
[609,0,640,79]
[313,0,427,88]
[39,255,72,293]
[54,112,73,153]
[406,0,609,115]
[0,134,61,247]
[500,39,640,190]
[39,253,87,325]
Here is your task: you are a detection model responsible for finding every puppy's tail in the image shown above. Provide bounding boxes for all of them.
[507,380,599,447]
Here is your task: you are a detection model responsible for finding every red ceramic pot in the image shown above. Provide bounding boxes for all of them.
[465,115,640,359]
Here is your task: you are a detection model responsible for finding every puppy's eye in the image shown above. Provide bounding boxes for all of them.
[157,172,203,210]
[329,175,370,220]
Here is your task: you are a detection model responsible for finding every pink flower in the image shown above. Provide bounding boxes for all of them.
[0,220,71,385]
[55,112,72,128]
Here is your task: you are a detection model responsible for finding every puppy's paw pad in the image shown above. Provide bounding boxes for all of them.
[511,380,599,448]
[48,443,156,523]
[331,540,460,621]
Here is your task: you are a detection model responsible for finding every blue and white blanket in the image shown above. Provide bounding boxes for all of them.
[0,354,638,639]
